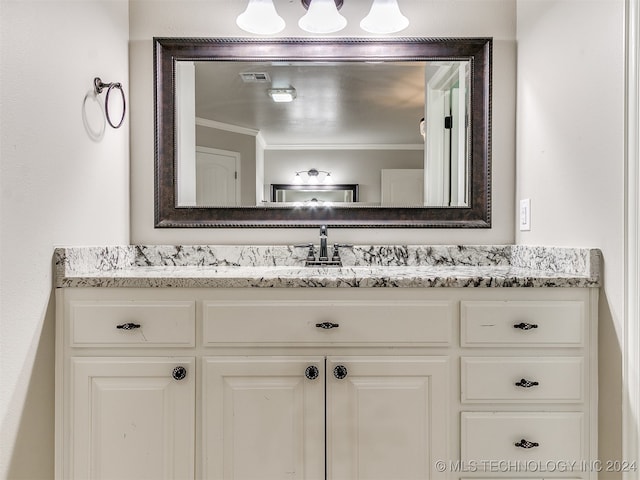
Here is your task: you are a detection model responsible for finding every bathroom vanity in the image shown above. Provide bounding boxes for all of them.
[54,245,600,480]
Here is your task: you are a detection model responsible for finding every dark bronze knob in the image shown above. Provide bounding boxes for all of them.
[515,439,539,449]
[515,378,539,388]
[333,365,348,379]
[305,365,319,380]
[316,322,339,329]
[116,322,141,330]
[172,366,187,381]
[513,322,538,330]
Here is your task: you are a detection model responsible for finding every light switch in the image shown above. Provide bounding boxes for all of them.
[519,198,531,231]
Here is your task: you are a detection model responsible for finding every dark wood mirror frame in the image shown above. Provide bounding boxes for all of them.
[154,37,491,228]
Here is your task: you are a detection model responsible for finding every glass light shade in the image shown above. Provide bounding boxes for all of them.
[324,172,333,184]
[236,0,285,35]
[360,0,409,34]
[299,0,347,34]
[293,172,303,184]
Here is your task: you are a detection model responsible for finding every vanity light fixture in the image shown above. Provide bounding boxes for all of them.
[236,0,408,35]
[419,117,425,140]
[268,87,297,102]
[294,168,332,184]
[360,0,408,34]
[299,0,347,34]
[236,0,285,35]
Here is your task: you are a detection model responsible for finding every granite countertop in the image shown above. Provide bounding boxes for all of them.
[54,245,601,288]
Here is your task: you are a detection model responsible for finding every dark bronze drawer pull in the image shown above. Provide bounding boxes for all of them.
[513,322,538,330]
[116,322,141,330]
[515,439,539,449]
[515,378,539,388]
[316,322,339,329]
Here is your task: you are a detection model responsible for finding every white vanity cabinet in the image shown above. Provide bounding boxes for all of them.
[56,286,597,480]
[69,357,196,480]
[203,356,448,480]
[325,356,448,480]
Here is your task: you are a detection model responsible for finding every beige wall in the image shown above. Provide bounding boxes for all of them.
[515,0,625,477]
[129,0,517,244]
[0,1,130,478]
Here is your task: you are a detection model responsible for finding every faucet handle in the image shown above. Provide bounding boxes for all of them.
[294,243,316,261]
[331,243,353,262]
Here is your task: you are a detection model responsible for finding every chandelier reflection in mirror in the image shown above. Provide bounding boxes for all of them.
[236,0,409,35]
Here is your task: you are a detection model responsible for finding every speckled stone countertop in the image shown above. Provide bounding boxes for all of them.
[54,245,601,288]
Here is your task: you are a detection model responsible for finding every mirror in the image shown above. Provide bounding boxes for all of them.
[271,184,359,204]
[155,37,491,228]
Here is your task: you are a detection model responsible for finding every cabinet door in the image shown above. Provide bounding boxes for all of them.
[70,357,195,480]
[203,356,325,480]
[327,356,449,480]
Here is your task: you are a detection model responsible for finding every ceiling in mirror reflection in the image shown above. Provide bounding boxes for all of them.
[192,61,451,146]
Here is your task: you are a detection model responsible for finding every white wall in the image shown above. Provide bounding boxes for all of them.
[0,1,130,478]
[129,0,517,245]
[515,0,625,476]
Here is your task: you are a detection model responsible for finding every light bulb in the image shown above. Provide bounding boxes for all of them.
[299,0,347,34]
[360,0,409,34]
[236,0,285,35]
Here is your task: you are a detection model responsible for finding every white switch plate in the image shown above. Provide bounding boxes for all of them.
[519,198,531,231]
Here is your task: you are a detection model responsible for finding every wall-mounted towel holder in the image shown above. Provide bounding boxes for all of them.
[93,77,126,129]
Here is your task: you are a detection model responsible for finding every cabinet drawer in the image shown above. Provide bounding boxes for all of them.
[69,300,195,346]
[461,301,584,347]
[461,357,584,402]
[461,412,584,466]
[203,300,453,346]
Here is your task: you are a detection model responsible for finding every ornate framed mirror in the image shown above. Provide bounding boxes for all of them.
[154,37,491,228]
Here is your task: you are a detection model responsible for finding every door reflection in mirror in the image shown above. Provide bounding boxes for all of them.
[425,61,469,207]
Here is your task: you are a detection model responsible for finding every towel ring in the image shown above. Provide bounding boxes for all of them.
[94,77,126,129]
